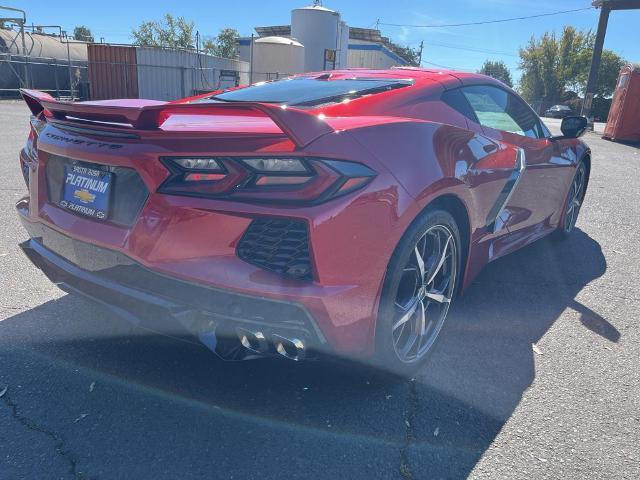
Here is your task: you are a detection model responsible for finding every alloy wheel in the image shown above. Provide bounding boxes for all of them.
[391,225,457,364]
[564,163,586,233]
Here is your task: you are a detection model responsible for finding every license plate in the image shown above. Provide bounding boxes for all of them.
[61,164,113,220]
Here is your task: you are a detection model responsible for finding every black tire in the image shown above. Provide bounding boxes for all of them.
[553,160,587,241]
[374,209,462,377]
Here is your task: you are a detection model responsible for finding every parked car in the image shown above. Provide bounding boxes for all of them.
[17,69,590,374]
[545,104,574,118]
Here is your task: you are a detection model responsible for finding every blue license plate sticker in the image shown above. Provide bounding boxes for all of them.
[61,164,113,220]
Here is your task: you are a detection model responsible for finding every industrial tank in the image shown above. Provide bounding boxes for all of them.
[0,29,88,60]
[252,36,305,82]
[0,28,88,97]
[291,4,340,72]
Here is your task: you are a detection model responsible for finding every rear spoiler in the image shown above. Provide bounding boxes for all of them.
[20,89,334,148]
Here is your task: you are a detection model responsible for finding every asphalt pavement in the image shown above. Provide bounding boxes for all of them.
[0,101,638,479]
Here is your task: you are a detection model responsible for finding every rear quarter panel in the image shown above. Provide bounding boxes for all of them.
[342,120,521,290]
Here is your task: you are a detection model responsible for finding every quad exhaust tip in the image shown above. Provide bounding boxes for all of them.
[236,328,269,354]
[235,328,307,361]
[273,334,306,361]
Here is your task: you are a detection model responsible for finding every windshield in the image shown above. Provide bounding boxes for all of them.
[205,77,412,107]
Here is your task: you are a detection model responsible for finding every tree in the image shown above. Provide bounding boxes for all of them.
[131,13,194,49]
[202,28,239,58]
[387,43,420,67]
[73,25,94,42]
[478,60,513,87]
[518,26,625,104]
[578,50,626,98]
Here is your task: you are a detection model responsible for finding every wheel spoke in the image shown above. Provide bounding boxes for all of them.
[414,245,425,279]
[415,300,427,353]
[426,234,451,285]
[424,291,451,304]
[424,274,452,304]
[418,298,427,336]
[393,299,418,332]
[399,332,418,359]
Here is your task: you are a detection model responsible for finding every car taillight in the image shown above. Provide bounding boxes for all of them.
[158,156,376,204]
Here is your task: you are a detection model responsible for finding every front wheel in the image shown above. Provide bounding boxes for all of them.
[375,209,461,376]
[554,161,587,240]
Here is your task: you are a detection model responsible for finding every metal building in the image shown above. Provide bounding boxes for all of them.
[241,4,413,74]
[87,44,250,101]
[347,28,411,69]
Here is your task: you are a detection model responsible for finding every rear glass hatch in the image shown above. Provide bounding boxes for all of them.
[199,77,414,108]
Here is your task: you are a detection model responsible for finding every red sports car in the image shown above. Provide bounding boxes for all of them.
[17,68,590,374]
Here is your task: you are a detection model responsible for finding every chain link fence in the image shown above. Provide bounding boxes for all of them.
[1,54,289,100]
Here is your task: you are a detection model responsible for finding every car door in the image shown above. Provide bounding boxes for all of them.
[458,84,571,240]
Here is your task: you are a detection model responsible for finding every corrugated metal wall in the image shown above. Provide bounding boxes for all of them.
[88,44,138,100]
[135,47,249,100]
[347,40,408,69]
[86,45,250,101]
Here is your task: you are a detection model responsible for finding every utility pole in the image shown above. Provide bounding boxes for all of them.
[249,33,254,84]
[62,31,73,98]
[196,30,200,91]
[418,41,424,66]
[582,0,640,122]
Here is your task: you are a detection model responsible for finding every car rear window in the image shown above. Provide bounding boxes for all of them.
[203,77,412,107]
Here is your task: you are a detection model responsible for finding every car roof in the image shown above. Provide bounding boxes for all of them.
[302,68,515,90]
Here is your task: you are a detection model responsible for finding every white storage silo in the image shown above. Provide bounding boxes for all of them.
[252,36,305,82]
[291,4,340,72]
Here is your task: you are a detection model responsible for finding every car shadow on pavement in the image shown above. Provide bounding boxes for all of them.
[0,228,613,479]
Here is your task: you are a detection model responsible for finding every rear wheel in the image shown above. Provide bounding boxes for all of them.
[554,161,587,240]
[375,209,461,376]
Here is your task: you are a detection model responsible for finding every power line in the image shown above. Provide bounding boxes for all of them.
[425,40,519,57]
[379,7,594,28]
[421,59,455,70]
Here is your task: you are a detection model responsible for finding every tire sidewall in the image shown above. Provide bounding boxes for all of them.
[374,208,462,376]
[556,160,587,239]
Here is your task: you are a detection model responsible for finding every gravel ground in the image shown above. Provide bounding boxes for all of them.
[0,102,638,479]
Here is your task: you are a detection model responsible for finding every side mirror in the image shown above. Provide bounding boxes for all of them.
[557,116,588,139]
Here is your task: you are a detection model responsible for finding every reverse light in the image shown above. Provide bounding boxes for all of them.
[241,158,307,173]
[173,157,223,170]
[158,156,377,204]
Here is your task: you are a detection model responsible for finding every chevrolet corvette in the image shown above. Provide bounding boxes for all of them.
[17,68,590,374]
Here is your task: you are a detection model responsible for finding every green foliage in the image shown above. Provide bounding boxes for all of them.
[131,13,194,49]
[582,50,626,98]
[390,45,420,67]
[73,26,94,42]
[201,28,239,58]
[478,60,513,87]
[518,26,625,104]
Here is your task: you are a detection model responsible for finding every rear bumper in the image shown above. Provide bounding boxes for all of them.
[18,209,328,360]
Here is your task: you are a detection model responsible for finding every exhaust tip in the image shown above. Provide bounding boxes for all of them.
[273,334,306,361]
[236,327,268,354]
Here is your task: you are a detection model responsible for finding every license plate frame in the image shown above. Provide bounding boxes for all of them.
[61,164,113,220]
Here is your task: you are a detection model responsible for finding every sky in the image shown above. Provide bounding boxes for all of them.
[4,0,640,83]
